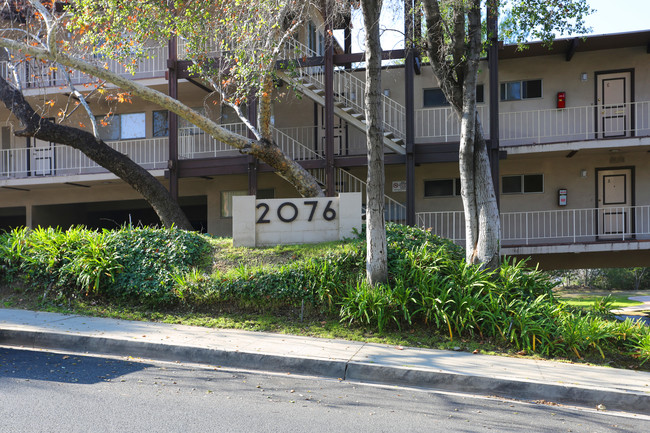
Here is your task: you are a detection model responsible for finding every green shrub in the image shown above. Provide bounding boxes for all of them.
[102,226,212,304]
[0,225,211,305]
[2,223,648,366]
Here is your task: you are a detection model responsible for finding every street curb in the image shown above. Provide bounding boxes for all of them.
[0,328,348,379]
[2,327,650,415]
[345,363,650,415]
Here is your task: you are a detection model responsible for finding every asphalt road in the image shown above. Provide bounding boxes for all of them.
[1,347,647,433]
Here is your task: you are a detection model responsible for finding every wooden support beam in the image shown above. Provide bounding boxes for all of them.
[566,38,580,62]
[487,0,501,209]
[173,49,408,79]
[247,97,258,196]
[324,7,336,197]
[404,0,416,226]
[167,37,179,200]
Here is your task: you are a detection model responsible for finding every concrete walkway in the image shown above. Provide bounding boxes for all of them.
[1,308,650,414]
[612,295,650,314]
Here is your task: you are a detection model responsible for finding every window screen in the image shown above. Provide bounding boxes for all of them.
[523,174,544,193]
[220,190,247,218]
[502,174,544,194]
[423,89,449,107]
[425,179,455,197]
[120,113,146,139]
[153,110,169,137]
[501,80,542,101]
[502,176,523,194]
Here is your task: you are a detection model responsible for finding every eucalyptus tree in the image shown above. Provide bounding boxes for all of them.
[419,0,592,268]
[359,0,388,284]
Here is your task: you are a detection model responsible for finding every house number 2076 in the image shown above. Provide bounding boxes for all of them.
[256,200,336,224]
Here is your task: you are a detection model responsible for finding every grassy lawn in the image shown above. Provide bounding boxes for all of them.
[557,294,644,309]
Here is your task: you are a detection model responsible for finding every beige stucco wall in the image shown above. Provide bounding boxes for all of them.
[498,46,650,113]
[500,147,650,213]
[410,145,650,214]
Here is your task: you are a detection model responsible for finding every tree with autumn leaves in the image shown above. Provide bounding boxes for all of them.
[0,0,396,285]
[0,0,331,229]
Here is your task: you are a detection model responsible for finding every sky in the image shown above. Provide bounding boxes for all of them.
[584,0,649,35]
[335,0,650,53]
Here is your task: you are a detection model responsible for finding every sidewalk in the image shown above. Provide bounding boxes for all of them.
[613,295,650,314]
[1,308,649,414]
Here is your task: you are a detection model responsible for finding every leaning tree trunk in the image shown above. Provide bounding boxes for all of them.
[361,0,387,285]
[0,38,324,199]
[0,75,193,230]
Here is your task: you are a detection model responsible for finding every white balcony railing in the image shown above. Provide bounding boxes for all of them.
[277,125,368,156]
[0,122,322,181]
[416,205,650,247]
[0,45,169,89]
[0,137,168,179]
[415,106,490,143]
[178,123,247,159]
[414,100,650,145]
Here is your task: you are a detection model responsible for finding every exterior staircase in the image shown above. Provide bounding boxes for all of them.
[310,167,406,224]
[278,40,406,155]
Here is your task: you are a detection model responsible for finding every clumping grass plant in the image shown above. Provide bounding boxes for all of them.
[0,223,648,366]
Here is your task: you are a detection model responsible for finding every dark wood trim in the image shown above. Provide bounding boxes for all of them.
[167,37,179,200]
[565,38,579,62]
[344,15,352,70]
[177,157,328,178]
[186,78,213,93]
[176,142,469,179]
[324,8,335,197]
[487,0,500,210]
[247,97,258,196]
[404,0,416,225]
[175,49,408,79]
[332,49,405,65]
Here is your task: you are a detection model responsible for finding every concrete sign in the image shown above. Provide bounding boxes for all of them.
[232,193,362,247]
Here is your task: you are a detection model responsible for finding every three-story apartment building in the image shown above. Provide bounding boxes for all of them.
[1,19,649,269]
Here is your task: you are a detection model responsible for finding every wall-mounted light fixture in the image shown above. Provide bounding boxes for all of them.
[580,169,588,178]
[383,89,390,97]
[580,73,588,81]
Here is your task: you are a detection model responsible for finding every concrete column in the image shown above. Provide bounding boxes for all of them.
[25,204,33,229]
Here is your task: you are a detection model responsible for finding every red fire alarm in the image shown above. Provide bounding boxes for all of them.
[557,91,566,109]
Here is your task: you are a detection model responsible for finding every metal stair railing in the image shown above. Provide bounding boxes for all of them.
[310,167,406,224]
[178,122,323,161]
[281,39,406,144]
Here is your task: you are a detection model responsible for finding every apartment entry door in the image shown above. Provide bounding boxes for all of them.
[596,71,632,138]
[1,127,10,177]
[316,106,347,156]
[30,137,54,176]
[596,167,633,239]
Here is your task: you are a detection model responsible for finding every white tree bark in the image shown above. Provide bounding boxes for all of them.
[360,0,388,285]
[422,0,501,268]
